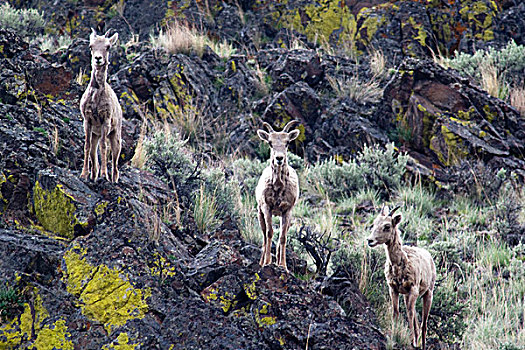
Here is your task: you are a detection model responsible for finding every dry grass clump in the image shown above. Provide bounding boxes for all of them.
[151,21,235,58]
[151,21,207,56]
[480,60,508,99]
[509,86,525,117]
[369,47,386,77]
[327,74,383,104]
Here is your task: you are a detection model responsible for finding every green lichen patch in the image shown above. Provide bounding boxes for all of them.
[459,0,498,41]
[102,332,138,350]
[273,0,357,47]
[430,123,470,166]
[0,172,7,212]
[63,245,151,334]
[356,7,386,46]
[94,201,109,216]
[32,181,88,239]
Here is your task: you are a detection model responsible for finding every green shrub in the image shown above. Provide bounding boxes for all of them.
[427,275,467,344]
[0,285,23,322]
[396,186,437,218]
[0,3,45,39]
[231,157,266,196]
[237,194,261,245]
[32,34,72,52]
[306,143,408,201]
[447,40,525,85]
[144,131,196,192]
[193,185,219,233]
[202,167,237,221]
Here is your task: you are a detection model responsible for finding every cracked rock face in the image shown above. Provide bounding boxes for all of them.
[382,58,525,179]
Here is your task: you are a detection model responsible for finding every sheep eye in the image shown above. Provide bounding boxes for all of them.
[383,225,391,231]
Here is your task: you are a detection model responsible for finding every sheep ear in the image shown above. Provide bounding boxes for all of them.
[381,205,389,216]
[257,130,270,142]
[288,129,300,141]
[90,28,97,42]
[108,33,118,46]
[392,212,402,227]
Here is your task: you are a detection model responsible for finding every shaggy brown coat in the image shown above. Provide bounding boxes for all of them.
[80,29,122,183]
[255,121,300,271]
[367,205,436,349]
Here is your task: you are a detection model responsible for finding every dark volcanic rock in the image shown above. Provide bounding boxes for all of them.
[0,28,386,349]
[383,58,525,179]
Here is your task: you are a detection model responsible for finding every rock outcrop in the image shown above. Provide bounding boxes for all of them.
[0,28,386,349]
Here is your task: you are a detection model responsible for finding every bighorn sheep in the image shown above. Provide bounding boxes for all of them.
[255,121,300,272]
[367,205,436,349]
[80,28,122,183]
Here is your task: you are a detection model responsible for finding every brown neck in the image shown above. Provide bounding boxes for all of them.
[272,162,288,187]
[385,229,406,266]
[90,65,107,89]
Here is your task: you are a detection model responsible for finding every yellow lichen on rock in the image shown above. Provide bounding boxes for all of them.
[356,7,386,46]
[102,332,138,350]
[275,0,357,46]
[150,253,177,279]
[253,301,276,327]
[63,245,151,334]
[32,181,88,239]
[243,273,260,300]
[31,319,74,350]
[0,290,69,349]
[430,124,469,166]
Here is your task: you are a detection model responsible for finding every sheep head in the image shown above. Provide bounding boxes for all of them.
[367,205,402,247]
[89,28,118,68]
[257,120,300,170]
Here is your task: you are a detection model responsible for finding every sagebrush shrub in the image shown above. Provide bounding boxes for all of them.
[447,40,525,87]
[307,143,407,200]
[0,3,45,38]
[144,131,196,191]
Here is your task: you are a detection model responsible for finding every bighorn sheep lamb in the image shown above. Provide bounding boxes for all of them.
[367,205,436,349]
[80,29,122,183]
[255,121,300,272]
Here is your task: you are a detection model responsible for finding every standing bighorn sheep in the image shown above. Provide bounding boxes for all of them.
[367,205,436,349]
[255,121,300,272]
[80,29,122,183]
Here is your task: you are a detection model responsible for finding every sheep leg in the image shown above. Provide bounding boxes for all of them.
[89,133,101,181]
[390,287,400,319]
[99,127,109,181]
[404,292,419,348]
[421,290,433,350]
[263,209,273,266]
[81,121,92,179]
[277,211,291,272]
[258,207,267,266]
[109,130,121,183]
[389,287,399,333]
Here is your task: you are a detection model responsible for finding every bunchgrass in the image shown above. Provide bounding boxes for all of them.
[193,185,219,234]
[327,73,383,104]
[151,21,236,59]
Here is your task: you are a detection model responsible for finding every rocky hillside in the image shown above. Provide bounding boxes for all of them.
[1,0,525,349]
